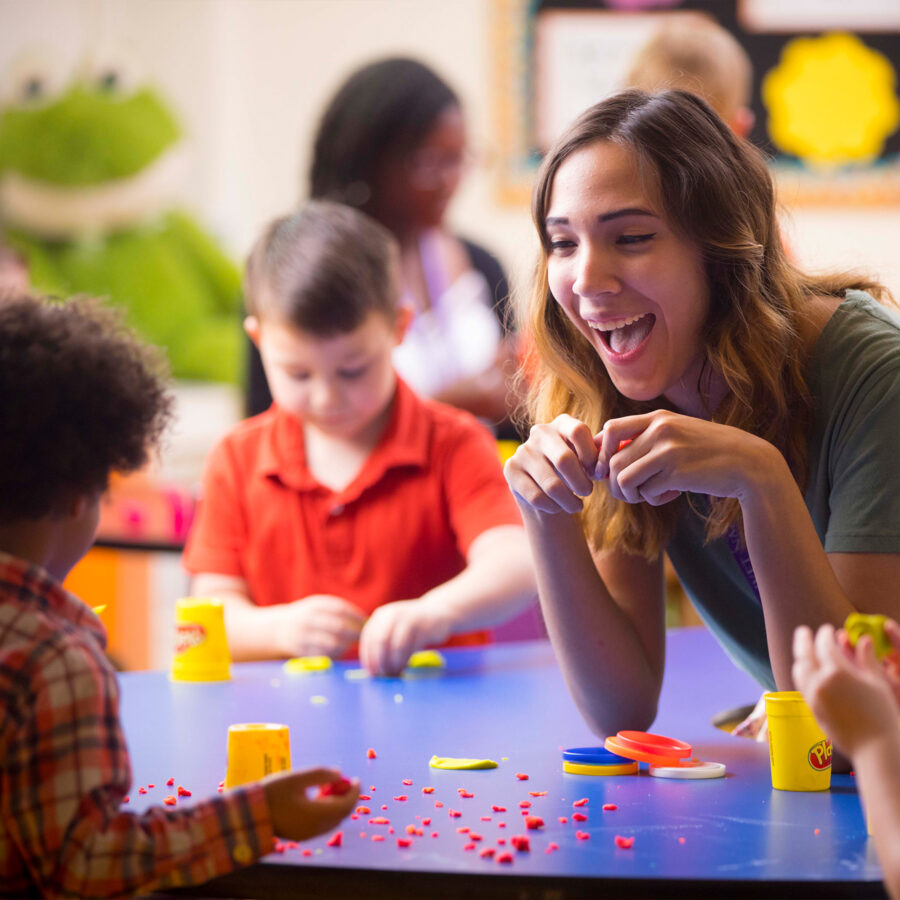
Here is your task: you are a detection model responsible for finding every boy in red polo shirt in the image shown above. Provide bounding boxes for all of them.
[0,295,358,898]
[184,202,535,676]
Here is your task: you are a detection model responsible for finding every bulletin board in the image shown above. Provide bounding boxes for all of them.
[490,0,900,206]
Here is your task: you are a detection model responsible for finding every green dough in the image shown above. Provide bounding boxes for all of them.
[429,755,498,770]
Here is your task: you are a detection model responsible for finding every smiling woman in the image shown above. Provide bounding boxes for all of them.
[503,89,900,747]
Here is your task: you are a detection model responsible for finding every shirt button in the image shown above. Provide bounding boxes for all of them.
[232,842,254,865]
[330,504,344,516]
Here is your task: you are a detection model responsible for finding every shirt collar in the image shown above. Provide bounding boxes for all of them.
[0,551,108,649]
[260,377,431,501]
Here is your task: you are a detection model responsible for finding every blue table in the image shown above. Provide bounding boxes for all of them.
[121,628,886,898]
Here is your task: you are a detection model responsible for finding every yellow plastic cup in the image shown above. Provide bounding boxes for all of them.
[224,723,291,788]
[764,691,832,791]
[171,597,231,682]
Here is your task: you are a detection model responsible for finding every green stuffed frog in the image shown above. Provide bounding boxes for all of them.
[0,53,242,383]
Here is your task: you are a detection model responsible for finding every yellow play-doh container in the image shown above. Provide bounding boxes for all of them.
[764,691,832,791]
[224,723,291,788]
[171,597,231,682]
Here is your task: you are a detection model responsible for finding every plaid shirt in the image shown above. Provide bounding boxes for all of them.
[0,552,274,898]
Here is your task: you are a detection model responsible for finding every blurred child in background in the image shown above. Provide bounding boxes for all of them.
[187,201,535,676]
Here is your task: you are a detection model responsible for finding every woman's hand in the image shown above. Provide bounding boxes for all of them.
[504,414,599,515]
[595,410,778,507]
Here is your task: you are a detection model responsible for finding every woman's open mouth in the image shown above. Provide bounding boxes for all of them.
[590,312,656,358]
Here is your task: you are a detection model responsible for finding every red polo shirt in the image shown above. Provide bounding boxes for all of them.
[183,379,521,634]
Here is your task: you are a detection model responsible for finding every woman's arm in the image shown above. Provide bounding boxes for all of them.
[505,415,667,735]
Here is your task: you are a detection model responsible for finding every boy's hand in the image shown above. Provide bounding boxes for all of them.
[359,600,452,677]
[792,624,900,758]
[262,767,359,841]
[274,595,365,659]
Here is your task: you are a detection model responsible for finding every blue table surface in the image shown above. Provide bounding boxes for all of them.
[119,627,885,895]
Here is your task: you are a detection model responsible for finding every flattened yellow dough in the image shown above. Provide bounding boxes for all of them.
[408,650,446,669]
[284,655,332,674]
[429,755,498,770]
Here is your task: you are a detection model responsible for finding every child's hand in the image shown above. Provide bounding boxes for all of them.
[273,595,365,659]
[262,767,359,841]
[358,600,452,677]
[880,618,900,706]
[503,414,598,515]
[792,624,900,758]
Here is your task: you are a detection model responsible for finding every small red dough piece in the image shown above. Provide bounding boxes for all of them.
[434,801,444,808]
[422,817,431,826]
[547,842,560,853]
[405,824,417,835]
[319,777,353,797]
[449,808,462,818]
[367,748,377,759]
[431,831,439,838]
[525,816,544,830]
[286,841,299,849]
[381,804,388,811]
[463,842,476,851]
[558,817,568,824]
[274,840,286,854]
[614,835,634,849]
[497,838,506,845]
[422,786,435,794]
[496,851,514,864]
[393,795,408,802]
[515,773,529,781]
[360,832,367,838]
[370,816,390,825]
[358,794,371,801]
[415,828,424,836]
[137,787,147,795]
[147,783,155,789]
[573,813,588,822]
[518,800,531,808]
[217,784,224,793]
[356,806,371,815]
[163,796,176,806]
[498,822,507,828]
[372,834,385,842]
[479,846,496,859]
[370,786,376,791]
[602,803,617,811]
[510,834,531,852]
[491,805,506,812]
[480,816,492,822]
[573,798,588,807]
[351,814,359,821]
[177,785,192,797]
[122,796,130,804]
[326,831,343,847]
[678,837,686,844]
[302,848,313,857]
[166,777,175,787]
[458,789,474,798]
[528,791,547,797]
[469,832,483,842]
[402,779,413,785]
[576,830,590,841]
[397,838,412,848]
[456,826,470,834]
[814,828,820,836]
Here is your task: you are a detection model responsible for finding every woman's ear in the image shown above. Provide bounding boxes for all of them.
[244,315,261,346]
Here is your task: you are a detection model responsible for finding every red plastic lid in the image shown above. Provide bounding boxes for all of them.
[616,731,692,759]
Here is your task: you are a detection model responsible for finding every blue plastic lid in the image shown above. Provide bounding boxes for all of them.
[562,746,634,765]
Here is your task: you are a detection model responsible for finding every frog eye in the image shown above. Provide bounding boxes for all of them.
[81,46,145,98]
[1,47,71,108]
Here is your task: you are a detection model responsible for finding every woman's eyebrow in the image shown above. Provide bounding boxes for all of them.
[545,207,656,226]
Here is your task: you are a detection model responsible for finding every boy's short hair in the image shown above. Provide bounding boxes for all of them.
[625,13,752,124]
[244,200,399,336]
[0,294,173,521]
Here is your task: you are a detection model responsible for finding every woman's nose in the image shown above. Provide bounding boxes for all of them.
[572,246,621,299]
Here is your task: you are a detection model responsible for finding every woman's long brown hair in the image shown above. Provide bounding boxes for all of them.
[523,90,891,558]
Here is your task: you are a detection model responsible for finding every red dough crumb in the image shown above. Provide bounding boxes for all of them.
[573,798,589,807]
[393,795,408,802]
[422,817,431,826]
[217,781,224,793]
[370,816,390,825]
[602,803,617,811]
[558,817,568,824]
[491,805,506,812]
[469,832,483,842]
[525,816,544,830]
[367,748,377,759]
[458,789,474,798]
[573,813,588,822]
[122,796,130,803]
[358,794,371,800]
[498,822,507,828]
[137,787,147,795]
[370,786,376,791]
[497,838,506,845]
[814,828,820,836]
[405,824,417,835]
[326,831,343,847]
[529,791,547,797]
[456,826,470,834]
[356,806,371,815]
[479,846,496,859]
[515,773,529,781]
[678,837,686,844]
[274,840,286,853]
[449,808,462,818]
[480,816,492,822]
[614,835,634,849]
[431,831,439,838]
[510,834,531,852]
[166,777,174,786]
[177,786,191,797]
[519,800,531,808]
[147,783,155,789]
[576,830,590,840]
[397,838,412,848]
[163,796,176,806]
[496,851,514,863]
[372,834,385,842]
[350,814,359,821]
[302,848,312,857]
[463,842,476,851]
[546,842,560,854]
[319,777,353,797]
[434,801,444,808]
[381,804,388,811]
[402,779,413,785]
[422,786,435,794]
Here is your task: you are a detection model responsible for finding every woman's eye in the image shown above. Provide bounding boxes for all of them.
[617,233,656,246]
[548,239,575,252]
